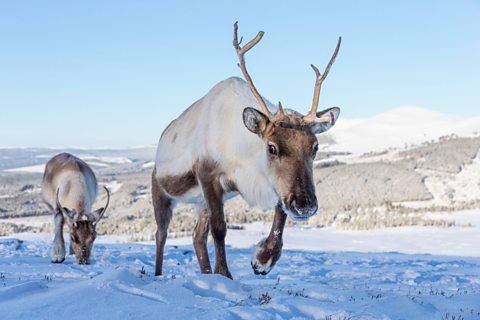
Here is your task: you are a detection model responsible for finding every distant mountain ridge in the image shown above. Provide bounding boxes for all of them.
[324,106,480,154]
[1,107,479,172]
[0,147,156,171]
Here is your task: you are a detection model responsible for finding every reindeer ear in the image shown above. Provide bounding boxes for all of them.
[91,207,106,226]
[310,107,340,134]
[243,107,270,135]
[60,207,79,228]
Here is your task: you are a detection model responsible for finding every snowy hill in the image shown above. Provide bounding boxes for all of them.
[325,107,480,154]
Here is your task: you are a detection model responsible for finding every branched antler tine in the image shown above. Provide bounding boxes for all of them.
[308,63,322,119]
[233,21,240,49]
[311,64,321,78]
[306,37,342,119]
[278,101,285,116]
[233,22,271,117]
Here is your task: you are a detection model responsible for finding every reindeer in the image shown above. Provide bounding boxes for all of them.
[152,22,341,278]
[42,153,110,264]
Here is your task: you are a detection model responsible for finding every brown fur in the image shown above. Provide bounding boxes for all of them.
[251,204,287,274]
[192,208,212,274]
[152,115,320,278]
[43,153,95,187]
[195,159,232,278]
[153,159,234,278]
[159,170,197,197]
[152,168,173,276]
[69,221,96,264]
[223,179,238,193]
[42,153,106,265]
[43,153,96,215]
[261,117,318,214]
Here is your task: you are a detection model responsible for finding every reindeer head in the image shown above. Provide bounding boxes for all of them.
[234,22,341,221]
[56,187,110,264]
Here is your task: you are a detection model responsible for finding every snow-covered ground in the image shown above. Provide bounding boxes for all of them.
[1,211,480,319]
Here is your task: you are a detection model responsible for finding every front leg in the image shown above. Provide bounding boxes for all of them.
[251,204,287,275]
[51,209,66,263]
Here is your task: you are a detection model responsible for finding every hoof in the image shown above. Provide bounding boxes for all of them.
[251,257,273,275]
[250,237,281,276]
[215,268,233,280]
[52,242,65,264]
[51,257,65,264]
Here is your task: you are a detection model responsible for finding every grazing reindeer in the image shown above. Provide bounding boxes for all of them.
[152,22,341,278]
[42,153,110,264]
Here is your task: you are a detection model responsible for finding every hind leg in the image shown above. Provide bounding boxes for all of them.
[197,163,232,279]
[51,209,66,263]
[152,171,173,276]
[193,208,212,274]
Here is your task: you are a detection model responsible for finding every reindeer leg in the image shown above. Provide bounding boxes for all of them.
[207,196,232,279]
[251,204,287,275]
[197,164,232,279]
[51,209,66,263]
[193,208,212,274]
[152,170,173,276]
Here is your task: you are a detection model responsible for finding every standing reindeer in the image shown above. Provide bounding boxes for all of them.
[42,153,110,264]
[152,22,341,278]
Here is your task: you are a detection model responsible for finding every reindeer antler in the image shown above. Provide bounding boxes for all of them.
[304,37,342,123]
[233,22,272,118]
[55,188,63,212]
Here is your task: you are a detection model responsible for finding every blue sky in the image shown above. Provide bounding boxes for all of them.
[1,1,479,148]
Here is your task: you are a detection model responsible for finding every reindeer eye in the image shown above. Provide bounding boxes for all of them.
[312,143,319,155]
[267,144,278,156]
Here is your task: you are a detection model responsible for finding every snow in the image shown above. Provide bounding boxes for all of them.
[84,161,110,167]
[1,212,480,319]
[105,180,122,193]
[426,210,480,227]
[142,161,155,168]
[81,156,132,165]
[4,164,46,173]
[169,219,480,258]
[328,106,480,154]
[2,156,132,173]
[423,150,480,206]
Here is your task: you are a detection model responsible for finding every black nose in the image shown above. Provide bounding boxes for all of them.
[288,194,317,215]
[299,204,318,216]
